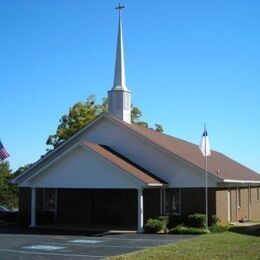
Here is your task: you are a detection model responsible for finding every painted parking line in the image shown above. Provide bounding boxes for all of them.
[23,245,66,251]
[68,239,103,244]
[0,248,106,258]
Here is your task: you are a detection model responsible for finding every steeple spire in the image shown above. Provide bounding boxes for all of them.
[113,3,127,90]
[108,3,132,124]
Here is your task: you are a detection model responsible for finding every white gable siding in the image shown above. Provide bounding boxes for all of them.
[21,145,144,189]
[80,117,219,188]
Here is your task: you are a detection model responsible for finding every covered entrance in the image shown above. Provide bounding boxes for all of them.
[27,188,139,230]
[17,141,165,232]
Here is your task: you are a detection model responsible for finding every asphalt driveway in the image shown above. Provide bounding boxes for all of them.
[0,224,194,259]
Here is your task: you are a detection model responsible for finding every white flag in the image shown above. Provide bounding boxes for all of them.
[199,130,211,157]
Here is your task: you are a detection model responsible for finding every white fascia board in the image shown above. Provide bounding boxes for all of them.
[105,114,222,183]
[147,183,164,187]
[13,114,106,184]
[223,179,260,184]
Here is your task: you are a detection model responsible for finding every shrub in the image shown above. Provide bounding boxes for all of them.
[211,215,220,225]
[209,225,230,233]
[157,215,169,223]
[186,213,206,228]
[157,215,169,231]
[169,225,208,235]
[144,218,164,233]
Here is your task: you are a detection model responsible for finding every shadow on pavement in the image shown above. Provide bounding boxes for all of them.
[0,221,103,236]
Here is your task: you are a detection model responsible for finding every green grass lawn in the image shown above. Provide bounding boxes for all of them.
[109,226,260,260]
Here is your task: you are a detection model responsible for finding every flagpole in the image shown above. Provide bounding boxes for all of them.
[204,123,208,230]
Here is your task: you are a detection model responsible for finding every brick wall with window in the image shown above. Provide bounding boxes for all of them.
[216,186,260,224]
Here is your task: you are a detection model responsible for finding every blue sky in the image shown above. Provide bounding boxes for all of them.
[1,0,259,173]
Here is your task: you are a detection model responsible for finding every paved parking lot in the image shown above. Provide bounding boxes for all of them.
[0,226,194,259]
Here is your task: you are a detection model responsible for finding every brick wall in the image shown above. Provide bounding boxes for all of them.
[215,189,228,224]
[238,188,249,221]
[215,186,260,224]
[250,187,260,221]
[216,188,250,223]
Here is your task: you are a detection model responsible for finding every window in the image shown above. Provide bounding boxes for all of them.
[43,189,57,212]
[165,188,181,214]
[257,187,260,202]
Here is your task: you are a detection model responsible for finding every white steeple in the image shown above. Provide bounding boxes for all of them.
[108,3,132,124]
[113,6,127,90]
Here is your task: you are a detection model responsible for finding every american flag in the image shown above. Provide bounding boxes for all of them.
[0,140,10,161]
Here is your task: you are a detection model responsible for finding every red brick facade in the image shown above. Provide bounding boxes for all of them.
[215,187,260,224]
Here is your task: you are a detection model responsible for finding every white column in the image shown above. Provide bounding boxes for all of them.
[30,187,36,227]
[137,188,144,233]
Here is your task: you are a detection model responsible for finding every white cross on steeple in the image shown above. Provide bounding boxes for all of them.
[115,3,125,18]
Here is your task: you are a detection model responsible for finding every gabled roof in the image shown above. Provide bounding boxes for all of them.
[106,114,260,182]
[80,141,166,186]
[13,113,260,185]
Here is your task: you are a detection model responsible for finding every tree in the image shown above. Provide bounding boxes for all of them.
[47,95,164,148]
[154,124,164,133]
[46,96,105,148]
[131,106,148,127]
[0,161,18,208]
[12,164,32,179]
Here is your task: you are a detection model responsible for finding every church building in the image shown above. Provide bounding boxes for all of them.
[13,6,260,232]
